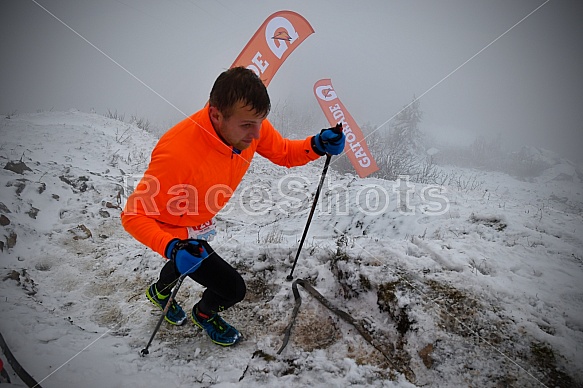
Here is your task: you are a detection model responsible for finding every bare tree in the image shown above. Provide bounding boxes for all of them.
[368,97,425,181]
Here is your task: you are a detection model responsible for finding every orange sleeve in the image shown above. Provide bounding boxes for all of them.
[256,120,321,167]
[120,212,175,257]
[120,117,198,257]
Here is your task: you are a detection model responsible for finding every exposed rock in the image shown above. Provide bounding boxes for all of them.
[68,224,92,240]
[418,343,434,369]
[0,202,11,213]
[26,206,39,219]
[59,175,91,192]
[37,182,47,194]
[3,160,32,175]
[5,231,17,249]
[0,215,10,226]
[6,179,27,195]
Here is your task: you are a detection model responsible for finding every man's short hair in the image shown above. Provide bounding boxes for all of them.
[209,67,271,118]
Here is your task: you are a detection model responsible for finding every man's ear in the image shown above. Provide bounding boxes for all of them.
[209,105,222,126]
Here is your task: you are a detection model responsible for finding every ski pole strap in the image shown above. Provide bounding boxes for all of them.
[277,279,416,383]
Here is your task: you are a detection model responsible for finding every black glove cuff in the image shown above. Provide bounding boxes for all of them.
[165,238,181,260]
[311,136,326,156]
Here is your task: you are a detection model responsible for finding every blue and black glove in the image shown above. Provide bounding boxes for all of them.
[311,123,345,156]
[165,239,209,275]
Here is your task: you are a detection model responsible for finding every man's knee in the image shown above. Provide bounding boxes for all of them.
[234,274,246,303]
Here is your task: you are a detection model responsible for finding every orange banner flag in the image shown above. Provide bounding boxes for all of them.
[313,79,379,178]
[230,11,314,86]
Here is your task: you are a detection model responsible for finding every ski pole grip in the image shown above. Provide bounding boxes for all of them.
[333,123,343,134]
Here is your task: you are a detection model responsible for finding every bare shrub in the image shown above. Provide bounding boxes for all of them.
[130,114,151,132]
[105,109,125,122]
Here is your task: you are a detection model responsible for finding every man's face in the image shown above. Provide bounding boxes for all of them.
[210,101,265,151]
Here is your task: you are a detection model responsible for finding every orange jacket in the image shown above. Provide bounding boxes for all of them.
[121,105,321,257]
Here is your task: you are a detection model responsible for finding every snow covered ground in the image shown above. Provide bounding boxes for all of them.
[1,111,582,387]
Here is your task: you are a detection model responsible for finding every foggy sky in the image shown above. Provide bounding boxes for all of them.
[1,0,582,162]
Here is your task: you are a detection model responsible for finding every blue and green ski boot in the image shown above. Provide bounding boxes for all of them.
[191,304,241,346]
[146,283,187,325]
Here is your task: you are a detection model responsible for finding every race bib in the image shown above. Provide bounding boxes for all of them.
[187,219,216,241]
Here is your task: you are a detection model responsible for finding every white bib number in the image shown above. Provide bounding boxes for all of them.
[187,219,216,241]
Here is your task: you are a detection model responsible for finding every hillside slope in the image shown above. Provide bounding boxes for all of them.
[1,111,582,387]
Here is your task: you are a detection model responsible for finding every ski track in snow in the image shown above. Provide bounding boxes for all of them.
[0,111,582,387]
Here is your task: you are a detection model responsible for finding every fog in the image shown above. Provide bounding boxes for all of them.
[1,0,582,163]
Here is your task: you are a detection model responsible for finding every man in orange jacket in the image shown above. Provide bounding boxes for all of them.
[122,67,345,346]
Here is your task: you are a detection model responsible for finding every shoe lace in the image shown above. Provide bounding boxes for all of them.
[168,299,180,313]
[208,315,228,333]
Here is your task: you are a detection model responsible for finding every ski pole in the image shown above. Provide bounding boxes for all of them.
[287,124,343,280]
[140,274,187,356]
[287,152,334,280]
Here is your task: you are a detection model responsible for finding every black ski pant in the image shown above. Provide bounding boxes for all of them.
[154,241,246,315]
